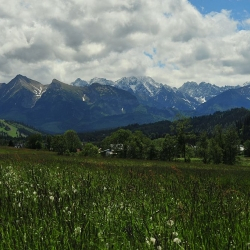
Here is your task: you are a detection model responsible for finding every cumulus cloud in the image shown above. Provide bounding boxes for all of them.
[0,0,250,86]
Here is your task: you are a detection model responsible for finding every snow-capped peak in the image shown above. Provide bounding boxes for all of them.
[114,76,165,96]
[89,77,115,86]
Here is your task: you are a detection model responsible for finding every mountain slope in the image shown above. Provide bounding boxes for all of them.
[178,81,240,104]
[196,85,250,115]
[0,74,46,108]
[1,74,249,134]
[0,75,47,122]
[30,80,162,132]
[91,76,199,110]
[0,119,42,138]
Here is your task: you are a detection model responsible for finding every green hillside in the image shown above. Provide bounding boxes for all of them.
[0,119,42,138]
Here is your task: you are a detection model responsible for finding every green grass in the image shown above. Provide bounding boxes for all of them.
[0,120,19,137]
[1,148,250,249]
[0,119,41,137]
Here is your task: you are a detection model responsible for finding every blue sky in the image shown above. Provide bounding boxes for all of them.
[189,0,250,23]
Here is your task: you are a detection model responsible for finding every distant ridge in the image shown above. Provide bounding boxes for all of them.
[0,74,249,133]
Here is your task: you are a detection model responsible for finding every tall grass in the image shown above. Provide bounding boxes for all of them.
[0,150,250,249]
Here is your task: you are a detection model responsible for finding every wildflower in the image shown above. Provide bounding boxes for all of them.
[49,196,54,201]
[74,226,81,236]
[150,237,156,245]
[173,238,181,244]
[157,246,162,250]
[167,219,174,227]
[172,232,178,237]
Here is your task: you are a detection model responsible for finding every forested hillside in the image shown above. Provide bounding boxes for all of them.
[78,108,250,142]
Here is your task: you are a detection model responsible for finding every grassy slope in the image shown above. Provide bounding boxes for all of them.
[0,120,19,137]
[0,119,42,137]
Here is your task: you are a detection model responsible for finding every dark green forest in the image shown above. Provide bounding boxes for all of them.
[12,108,249,165]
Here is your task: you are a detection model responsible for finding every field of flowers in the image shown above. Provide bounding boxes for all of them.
[0,148,250,249]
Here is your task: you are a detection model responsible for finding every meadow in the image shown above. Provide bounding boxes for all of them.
[0,147,250,249]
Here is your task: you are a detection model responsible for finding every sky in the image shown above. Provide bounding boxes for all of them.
[0,0,250,87]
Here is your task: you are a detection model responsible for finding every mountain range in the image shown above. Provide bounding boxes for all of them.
[0,74,249,133]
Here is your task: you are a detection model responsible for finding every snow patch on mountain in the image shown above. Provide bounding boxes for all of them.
[32,85,47,97]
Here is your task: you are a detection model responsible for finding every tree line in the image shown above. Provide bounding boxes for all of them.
[101,118,242,165]
[9,111,250,165]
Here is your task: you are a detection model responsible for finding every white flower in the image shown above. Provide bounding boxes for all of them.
[157,246,162,250]
[167,219,174,226]
[172,232,178,237]
[150,237,156,245]
[173,238,181,244]
[74,226,81,236]
[49,196,54,201]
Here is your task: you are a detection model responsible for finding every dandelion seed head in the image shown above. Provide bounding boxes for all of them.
[167,219,174,226]
[150,237,156,245]
[173,238,181,244]
[172,232,178,237]
[74,226,81,236]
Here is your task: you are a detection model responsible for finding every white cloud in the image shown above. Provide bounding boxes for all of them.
[0,0,250,87]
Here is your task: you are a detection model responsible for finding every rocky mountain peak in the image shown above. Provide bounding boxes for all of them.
[71,78,89,87]
[89,77,114,86]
